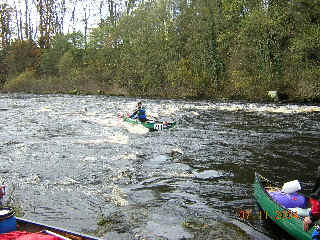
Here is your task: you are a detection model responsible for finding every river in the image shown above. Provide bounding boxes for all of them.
[0,93,319,240]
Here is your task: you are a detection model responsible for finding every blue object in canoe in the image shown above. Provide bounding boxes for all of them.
[267,190,308,209]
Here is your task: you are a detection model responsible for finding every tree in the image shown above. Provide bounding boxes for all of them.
[35,0,64,48]
[39,32,85,75]
[0,3,13,50]
[6,40,40,78]
[0,3,14,84]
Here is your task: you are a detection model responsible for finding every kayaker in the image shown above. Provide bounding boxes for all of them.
[130,102,148,122]
[304,166,320,238]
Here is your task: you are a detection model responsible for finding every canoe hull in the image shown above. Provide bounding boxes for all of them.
[16,217,102,240]
[123,117,176,131]
[254,173,317,240]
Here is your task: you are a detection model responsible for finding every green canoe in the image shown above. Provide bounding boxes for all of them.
[123,117,176,131]
[254,172,319,240]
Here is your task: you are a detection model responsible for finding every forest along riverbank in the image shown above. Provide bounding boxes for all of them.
[0,93,319,239]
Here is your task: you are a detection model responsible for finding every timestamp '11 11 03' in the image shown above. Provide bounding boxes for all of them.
[238,209,299,220]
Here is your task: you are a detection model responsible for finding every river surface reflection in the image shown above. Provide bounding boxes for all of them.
[0,93,319,239]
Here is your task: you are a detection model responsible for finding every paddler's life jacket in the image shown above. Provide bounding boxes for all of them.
[310,176,320,220]
[137,107,146,120]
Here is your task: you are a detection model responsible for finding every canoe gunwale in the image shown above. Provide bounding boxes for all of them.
[16,217,103,240]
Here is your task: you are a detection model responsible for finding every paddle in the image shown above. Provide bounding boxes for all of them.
[118,112,130,119]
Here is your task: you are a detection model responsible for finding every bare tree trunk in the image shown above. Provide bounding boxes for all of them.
[19,9,23,40]
[70,6,76,32]
[0,3,13,49]
[99,0,103,22]
[14,4,21,40]
[59,0,66,34]
[83,6,89,48]
[37,0,45,47]
[124,0,137,15]
[36,0,60,48]
[24,0,29,39]
[108,0,116,27]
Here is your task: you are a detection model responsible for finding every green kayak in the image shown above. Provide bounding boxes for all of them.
[123,117,176,131]
[254,172,319,240]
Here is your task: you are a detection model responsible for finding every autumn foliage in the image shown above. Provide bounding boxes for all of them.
[0,0,319,101]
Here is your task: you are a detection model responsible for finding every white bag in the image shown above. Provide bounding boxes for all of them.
[282,180,301,194]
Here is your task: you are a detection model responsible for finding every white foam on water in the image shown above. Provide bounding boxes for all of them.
[56,177,79,186]
[123,123,149,135]
[74,139,108,144]
[81,187,98,196]
[104,185,128,207]
[74,132,129,145]
[184,103,320,114]
[83,156,97,162]
[167,172,194,178]
[87,117,119,127]
[194,170,224,179]
[171,148,184,155]
[159,105,180,116]
[111,168,135,183]
[24,175,41,184]
[36,107,52,112]
[106,134,129,144]
[111,153,137,161]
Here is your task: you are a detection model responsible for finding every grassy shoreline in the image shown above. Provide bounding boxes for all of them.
[1,74,319,104]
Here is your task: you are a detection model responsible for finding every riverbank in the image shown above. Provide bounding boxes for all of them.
[2,73,320,104]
